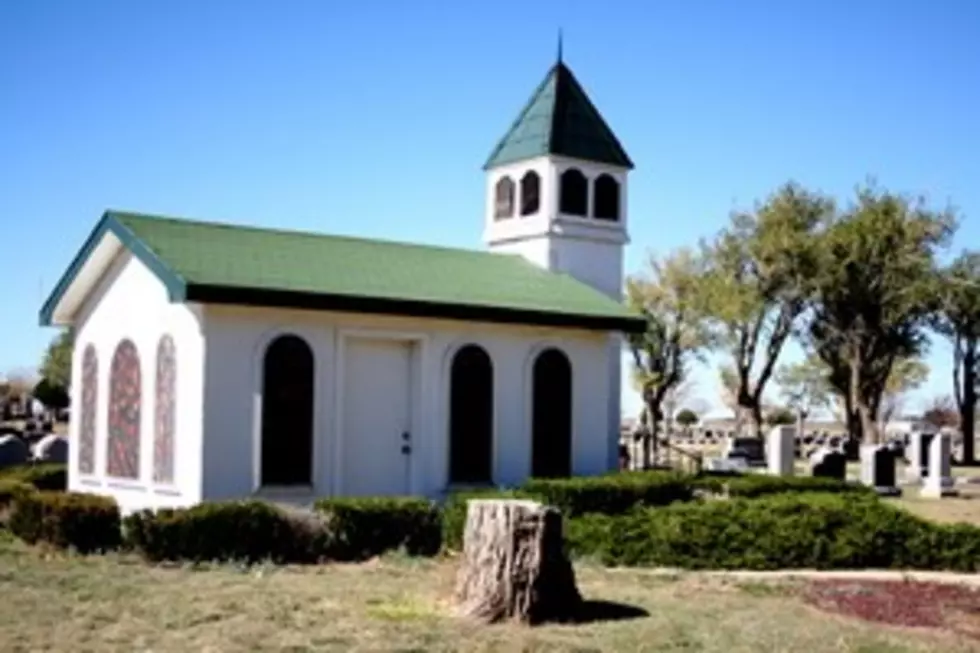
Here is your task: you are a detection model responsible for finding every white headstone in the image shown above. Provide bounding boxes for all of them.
[0,434,29,468]
[32,433,68,464]
[921,432,957,498]
[860,444,901,496]
[767,426,795,476]
[905,432,935,483]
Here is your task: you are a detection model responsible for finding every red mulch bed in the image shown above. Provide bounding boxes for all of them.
[802,579,980,638]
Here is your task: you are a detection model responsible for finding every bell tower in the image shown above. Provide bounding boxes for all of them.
[482,51,632,302]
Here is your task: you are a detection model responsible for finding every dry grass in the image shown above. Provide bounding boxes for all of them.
[887,485,980,525]
[0,536,976,652]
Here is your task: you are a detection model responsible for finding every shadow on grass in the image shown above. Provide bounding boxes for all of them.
[569,599,650,624]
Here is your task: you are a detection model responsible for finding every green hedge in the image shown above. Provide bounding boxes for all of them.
[702,474,876,499]
[8,491,121,553]
[523,471,695,517]
[572,493,980,571]
[314,497,441,561]
[123,501,331,564]
[0,464,67,491]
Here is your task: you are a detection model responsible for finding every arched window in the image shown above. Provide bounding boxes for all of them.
[153,335,177,484]
[520,171,540,216]
[530,348,573,478]
[107,339,141,479]
[593,174,620,221]
[448,345,494,484]
[559,168,588,216]
[494,176,515,219]
[261,334,315,486]
[78,345,98,475]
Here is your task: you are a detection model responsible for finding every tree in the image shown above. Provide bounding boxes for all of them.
[627,248,714,467]
[878,357,929,431]
[921,394,959,431]
[765,406,796,427]
[775,355,830,438]
[700,182,832,437]
[934,250,980,463]
[675,408,699,430]
[807,184,954,444]
[39,328,74,391]
[33,377,69,411]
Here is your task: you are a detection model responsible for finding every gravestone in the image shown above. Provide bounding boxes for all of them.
[810,446,847,480]
[921,433,957,498]
[0,434,28,468]
[33,434,68,464]
[726,437,766,467]
[453,499,581,624]
[860,444,901,496]
[905,432,935,483]
[705,456,749,473]
[767,426,794,476]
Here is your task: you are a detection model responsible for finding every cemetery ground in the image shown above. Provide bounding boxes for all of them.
[2,533,978,653]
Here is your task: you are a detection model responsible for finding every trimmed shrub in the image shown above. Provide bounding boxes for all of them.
[124,501,330,564]
[522,471,696,517]
[441,488,530,551]
[702,474,876,499]
[575,492,980,571]
[0,463,67,491]
[8,491,121,553]
[314,497,441,560]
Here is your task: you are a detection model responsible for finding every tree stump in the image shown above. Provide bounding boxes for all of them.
[453,499,582,625]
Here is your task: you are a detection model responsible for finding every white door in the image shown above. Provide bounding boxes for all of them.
[341,338,414,496]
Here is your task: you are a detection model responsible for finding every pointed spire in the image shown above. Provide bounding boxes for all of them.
[557,29,563,64]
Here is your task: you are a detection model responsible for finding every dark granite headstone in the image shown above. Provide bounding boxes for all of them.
[811,448,847,480]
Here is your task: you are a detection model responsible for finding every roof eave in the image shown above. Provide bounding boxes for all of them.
[38,212,188,327]
[184,283,644,333]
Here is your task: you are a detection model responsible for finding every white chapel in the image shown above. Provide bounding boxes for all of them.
[40,54,644,513]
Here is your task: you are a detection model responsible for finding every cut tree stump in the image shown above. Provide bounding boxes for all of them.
[452,499,582,625]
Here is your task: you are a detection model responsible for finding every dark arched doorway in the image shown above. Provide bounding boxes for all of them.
[530,348,572,478]
[448,345,494,484]
[261,334,314,486]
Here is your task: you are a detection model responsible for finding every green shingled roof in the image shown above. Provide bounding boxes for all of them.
[40,211,644,332]
[484,61,633,170]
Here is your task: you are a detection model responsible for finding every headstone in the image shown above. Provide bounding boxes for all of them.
[921,433,957,498]
[906,432,935,483]
[32,433,68,464]
[705,456,749,473]
[0,434,29,468]
[726,437,766,467]
[860,444,901,496]
[767,426,794,476]
[453,499,581,624]
[809,446,846,481]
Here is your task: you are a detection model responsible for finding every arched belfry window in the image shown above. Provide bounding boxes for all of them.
[494,176,515,219]
[448,345,494,484]
[559,168,588,216]
[261,334,315,486]
[594,174,620,221]
[530,348,573,478]
[520,171,540,216]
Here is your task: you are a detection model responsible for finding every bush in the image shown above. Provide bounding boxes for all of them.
[703,474,876,499]
[314,497,441,560]
[522,471,696,517]
[0,463,67,491]
[575,492,980,571]
[0,480,34,511]
[124,501,330,564]
[8,491,121,553]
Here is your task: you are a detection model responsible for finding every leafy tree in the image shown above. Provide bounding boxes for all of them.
[675,408,699,429]
[921,394,959,431]
[934,250,980,463]
[40,328,74,391]
[700,182,832,437]
[775,355,830,437]
[33,377,69,411]
[807,184,954,443]
[877,357,929,431]
[627,248,714,467]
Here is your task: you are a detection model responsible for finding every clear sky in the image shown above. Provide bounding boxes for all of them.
[1,1,978,418]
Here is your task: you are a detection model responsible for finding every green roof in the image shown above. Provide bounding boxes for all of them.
[40,211,645,332]
[484,61,633,170]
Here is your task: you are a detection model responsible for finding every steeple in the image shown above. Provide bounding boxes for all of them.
[483,57,633,171]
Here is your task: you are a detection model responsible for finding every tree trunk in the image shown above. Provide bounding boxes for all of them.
[453,499,581,625]
[963,345,977,464]
[750,399,764,439]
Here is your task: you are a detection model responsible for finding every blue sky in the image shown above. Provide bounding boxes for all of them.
[1,1,978,418]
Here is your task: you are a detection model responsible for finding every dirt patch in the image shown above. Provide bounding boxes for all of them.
[803,578,980,638]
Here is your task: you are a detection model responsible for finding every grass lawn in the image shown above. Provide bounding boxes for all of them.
[0,536,977,652]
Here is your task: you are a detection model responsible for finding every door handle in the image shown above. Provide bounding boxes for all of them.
[401,444,411,455]
[402,431,411,441]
